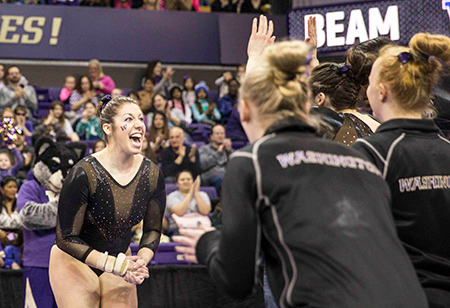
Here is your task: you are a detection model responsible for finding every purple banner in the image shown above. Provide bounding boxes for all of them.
[0,4,287,65]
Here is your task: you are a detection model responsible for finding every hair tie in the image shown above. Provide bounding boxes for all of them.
[331,63,355,80]
[101,95,111,109]
[306,54,313,65]
[183,75,191,81]
[397,52,412,64]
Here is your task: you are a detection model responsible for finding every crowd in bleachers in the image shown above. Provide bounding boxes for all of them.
[0,0,271,14]
[0,57,247,269]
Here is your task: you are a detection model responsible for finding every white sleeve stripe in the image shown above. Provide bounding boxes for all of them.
[230,152,253,159]
[354,139,387,164]
[438,135,450,145]
[383,133,406,179]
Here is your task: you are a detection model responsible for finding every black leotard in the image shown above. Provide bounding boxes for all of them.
[56,155,166,265]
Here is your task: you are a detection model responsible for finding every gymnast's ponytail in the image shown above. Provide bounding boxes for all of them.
[239,41,312,123]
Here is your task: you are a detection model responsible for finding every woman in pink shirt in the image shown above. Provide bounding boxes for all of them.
[88,59,116,96]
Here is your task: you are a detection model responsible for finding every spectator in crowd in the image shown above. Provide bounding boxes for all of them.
[239,0,271,14]
[0,146,24,182]
[0,64,5,90]
[192,82,221,125]
[91,139,106,154]
[88,59,116,95]
[218,78,239,123]
[225,103,248,142]
[164,170,211,233]
[68,75,99,122]
[129,90,140,102]
[32,109,70,146]
[59,76,76,103]
[111,88,124,98]
[236,63,246,84]
[168,84,192,125]
[353,33,450,307]
[308,63,380,146]
[147,111,169,163]
[0,66,37,118]
[198,124,231,194]
[76,101,103,140]
[14,106,33,144]
[211,0,238,12]
[161,127,200,182]
[182,75,196,107]
[138,77,155,114]
[147,94,186,130]
[141,60,174,96]
[1,108,15,121]
[49,101,80,141]
[13,130,34,182]
[0,176,22,270]
[141,0,159,9]
[215,71,232,99]
[164,0,191,10]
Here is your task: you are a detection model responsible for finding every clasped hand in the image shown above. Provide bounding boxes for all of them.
[123,256,149,285]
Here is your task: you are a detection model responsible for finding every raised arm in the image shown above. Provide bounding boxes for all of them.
[8,146,24,176]
[246,15,276,74]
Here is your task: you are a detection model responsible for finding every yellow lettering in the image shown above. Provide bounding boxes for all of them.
[21,17,45,44]
[0,15,24,44]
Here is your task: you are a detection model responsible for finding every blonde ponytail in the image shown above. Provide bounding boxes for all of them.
[240,41,312,123]
[376,33,450,113]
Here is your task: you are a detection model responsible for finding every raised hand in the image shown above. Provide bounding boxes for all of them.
[305,16,319,70]
[188,144,197,162]
[247,15,276,60]
[193,176,201,192]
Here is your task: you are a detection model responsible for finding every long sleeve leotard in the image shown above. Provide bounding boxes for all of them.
[56,156,166,263]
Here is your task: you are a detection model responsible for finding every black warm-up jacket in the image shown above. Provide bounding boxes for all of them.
[196,117,428,308]
[353,119,450,292]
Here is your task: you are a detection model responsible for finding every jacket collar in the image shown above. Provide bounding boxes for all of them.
[264,117,316,136]
[376,119,440,134]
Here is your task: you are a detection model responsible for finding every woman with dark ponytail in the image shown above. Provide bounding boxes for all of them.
[353,33,450,308]
[309,62,380,145]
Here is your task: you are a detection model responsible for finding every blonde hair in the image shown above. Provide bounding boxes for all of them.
[88,59,104,78]
[240,41,312,123]
[376,33,450,113]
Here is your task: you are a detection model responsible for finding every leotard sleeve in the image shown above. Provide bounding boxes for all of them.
[55,165,93,262]
[139,169,166,253]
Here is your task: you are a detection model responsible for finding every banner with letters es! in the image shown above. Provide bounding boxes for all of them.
[289,0,450,53]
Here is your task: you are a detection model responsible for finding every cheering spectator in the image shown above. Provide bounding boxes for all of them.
[49,101,80,141]
[192,82,221,125]
[138,77,155,114]
[236,64,246,84]
[68,75,99,121]
[0,146,24,182]
[0,64,4,90]
[147,111,170,163]
[161,127,200,182]
[141,60,174,96]
[215,71,232,99]
[14,106,33,144]
[182,75,196,107]
[13,130,34,182]
[59,76,76,103]
[198,124,231,194]
[0,66,37,117]
[164,170,211,233]
[88,59,116,95]
[147,94,185,129]
[76,101,103,140]
[32,111,70,145]
[168,84,192,124]
[218,78,239,122]
[0,176,22,270]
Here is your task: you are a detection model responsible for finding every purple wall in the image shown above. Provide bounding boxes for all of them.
[0,4,287,65]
